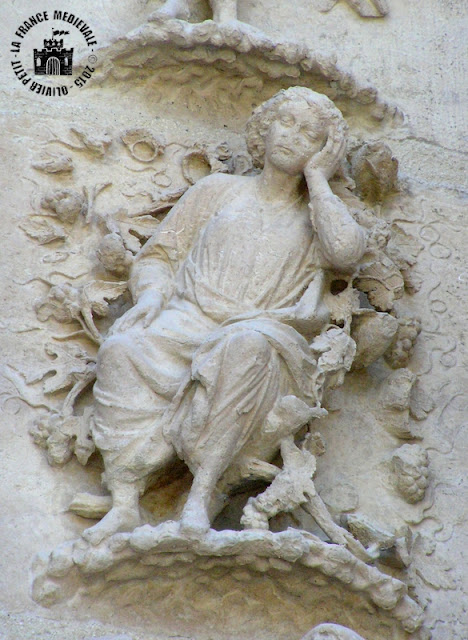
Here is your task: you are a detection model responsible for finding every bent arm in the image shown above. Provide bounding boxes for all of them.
[307,171,366,271]
[129,174,234,304]
[129,243,174,306]
[221,271,329,339]
[307,172,366,271]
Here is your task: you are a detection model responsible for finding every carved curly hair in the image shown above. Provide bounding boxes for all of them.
[246,87,347,169]
[302,623,366,640]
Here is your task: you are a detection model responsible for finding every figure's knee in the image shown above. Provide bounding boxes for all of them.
[227,330,271,365]
[97,334,134,377]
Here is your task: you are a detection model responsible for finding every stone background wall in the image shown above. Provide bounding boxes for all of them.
[1,1,466,639]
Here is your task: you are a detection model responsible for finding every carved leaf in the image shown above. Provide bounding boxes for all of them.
[36,281,127,343]
[39,343,95,394]
[345,0,388,17]
[20,217,67,244]
[70,127,112,156]
[80,281,128,318]
[386,224,423,271]
[107,209,161,253]
[79,280,128,343]
[355,254,404,311]
[31,152,73,174]
[314,0,388,16]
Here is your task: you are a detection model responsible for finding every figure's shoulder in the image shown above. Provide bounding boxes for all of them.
[190,172,251,194]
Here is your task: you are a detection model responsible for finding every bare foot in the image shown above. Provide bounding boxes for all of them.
[82,506,141,546]
[150,0,190,20]
[179,500,210,538]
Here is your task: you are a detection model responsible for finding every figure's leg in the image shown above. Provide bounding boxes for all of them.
[84,331,183,544]
[179,330,280,535]
[153,0,191,20]
[83,429,176,545]
[180,459,228,535]
[82,475,142,546]
[179,417,251,535]
[210,0,238,22]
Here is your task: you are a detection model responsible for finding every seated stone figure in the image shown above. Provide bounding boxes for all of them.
[302,623,368,640]
[155,0,238,22]
[84,87,366,545]
[153,0,387,22]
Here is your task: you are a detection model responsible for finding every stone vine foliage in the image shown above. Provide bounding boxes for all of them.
[23,125,253,468]
[19,115,433,633]
[22,123,426,497]
[313,0,389,18]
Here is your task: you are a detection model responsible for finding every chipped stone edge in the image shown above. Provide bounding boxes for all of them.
[78,18,403,127]
[31,525,424,634]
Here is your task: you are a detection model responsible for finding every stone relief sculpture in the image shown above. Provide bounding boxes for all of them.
[0,1,463,638]
[155,0,239,23]
[84,86,367,544]
[153,0,388,22]
[313,0,388,18]
[302,624,368,640]
[21,85,428,635]
[9,12,431,625]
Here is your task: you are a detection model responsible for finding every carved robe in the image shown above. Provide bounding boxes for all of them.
[93,173,327,481]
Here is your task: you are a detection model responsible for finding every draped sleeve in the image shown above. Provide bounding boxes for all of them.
[129,173,237,304]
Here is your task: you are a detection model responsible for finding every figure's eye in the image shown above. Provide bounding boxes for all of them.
[301,126,318,141]
[279,114,294,126]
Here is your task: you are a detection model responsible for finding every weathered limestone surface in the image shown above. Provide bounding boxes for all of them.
[0,2,466,640]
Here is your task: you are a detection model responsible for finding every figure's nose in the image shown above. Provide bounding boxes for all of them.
[292,129,305,145]
[290,124,307,143]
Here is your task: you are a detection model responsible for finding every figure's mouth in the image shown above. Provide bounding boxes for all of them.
[276,145,292,154]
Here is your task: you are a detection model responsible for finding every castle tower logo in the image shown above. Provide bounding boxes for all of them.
[10,11,98,97]
[34,29,73,76]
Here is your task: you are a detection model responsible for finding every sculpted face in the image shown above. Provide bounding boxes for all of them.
[265,100,328,175]
[309,630,337,640]
[304,624,365,640]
